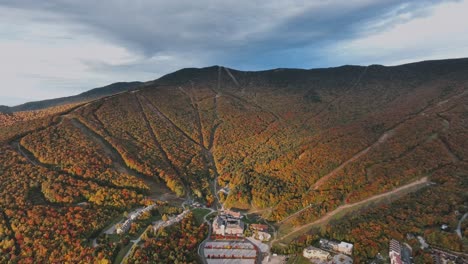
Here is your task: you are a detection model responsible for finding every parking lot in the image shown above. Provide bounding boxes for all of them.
[203,241,258,263]
[207,260,255,264]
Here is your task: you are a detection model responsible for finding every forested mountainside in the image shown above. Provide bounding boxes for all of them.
[0,81,142,113]
[0,58,467,262]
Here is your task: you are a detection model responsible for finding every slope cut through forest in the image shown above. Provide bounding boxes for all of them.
[1,58,467,262]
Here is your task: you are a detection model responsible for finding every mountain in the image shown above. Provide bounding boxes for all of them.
[0,81,143,112]
[1,58,467,263]
[0,105,11,113]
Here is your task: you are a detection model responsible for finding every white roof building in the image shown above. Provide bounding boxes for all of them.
[303,246,330,260]
[336,242,353,256]
[319,238,353,255]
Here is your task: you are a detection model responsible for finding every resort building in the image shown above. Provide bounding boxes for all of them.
[303,246,331,260]
[319,238,354,256]
[212,210,244,236]
[389,239,402,264]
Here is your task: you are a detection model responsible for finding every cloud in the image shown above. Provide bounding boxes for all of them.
[1,1,456,62]
[0,0,465,105]
[0,6,136,105]
[327,0,468,65]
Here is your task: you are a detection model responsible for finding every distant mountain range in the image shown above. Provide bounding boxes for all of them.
[4,57,468,113]
[0,81,143,113]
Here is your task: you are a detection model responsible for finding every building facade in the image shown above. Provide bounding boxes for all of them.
[212,210,244,236]
[389,239,403,264]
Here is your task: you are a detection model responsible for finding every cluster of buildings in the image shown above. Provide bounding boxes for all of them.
[250,224,268,232]
[393,235,468,264]
[319,239,354,256]
[303,238,354,263]
[218,185,230,195]
[249,224,271,241]
[406,233,467,264]
[153,209,190,232]
[212,209,245,237]
[204,209,261,263]
[116,204,157,234]
[431,247,467,264]
[116,220,131,235]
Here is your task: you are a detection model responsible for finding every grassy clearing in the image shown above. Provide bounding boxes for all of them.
[192,208,211,225]
[102,215,124,233]
[129,224,151,240]
[128,212,161,240]
[108,234,121,243]
[113,242,133,264]
[243,213,264,224]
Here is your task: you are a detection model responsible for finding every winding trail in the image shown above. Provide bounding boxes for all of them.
[310,66,368,120]
[180,81,222,208]
[134,93,189,197]
[310,130,393,192]
[140,93,200,147]
[12,137,134,191]
[274,177,430,244]
[456,212,468,239]
[138,91,224,208]
[13,140,38,166]
[224,67,240,87]
[190,89,208,149]
[219,66,282,122]
[70,118,179,202]
[437,115,462,163]
[280,88,468,221]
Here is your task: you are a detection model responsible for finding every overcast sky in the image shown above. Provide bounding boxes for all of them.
[1,0,468,106]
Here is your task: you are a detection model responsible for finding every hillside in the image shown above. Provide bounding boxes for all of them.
[0,58,467,262]
[0,81,142,113]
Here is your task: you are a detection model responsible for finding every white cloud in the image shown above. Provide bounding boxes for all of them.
[0,7,140,105]
[0,1,466,105]
[329,0,468,65]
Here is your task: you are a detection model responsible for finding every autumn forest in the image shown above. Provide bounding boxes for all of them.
[0,58,467,263]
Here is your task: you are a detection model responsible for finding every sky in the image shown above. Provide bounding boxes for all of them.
[1,0,468,106]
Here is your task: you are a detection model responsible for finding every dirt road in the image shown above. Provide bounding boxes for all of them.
[274,177,430,244]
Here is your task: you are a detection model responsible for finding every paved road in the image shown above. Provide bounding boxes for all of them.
[197,209,216,264]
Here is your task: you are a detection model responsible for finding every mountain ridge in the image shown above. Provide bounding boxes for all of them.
[3,57,468,113]
[0,81,143,113]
